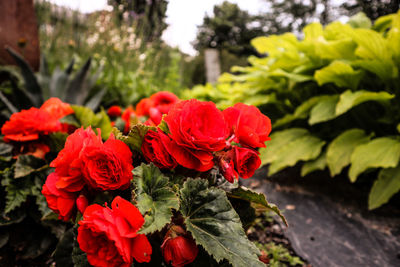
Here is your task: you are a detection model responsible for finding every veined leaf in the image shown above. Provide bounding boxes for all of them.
[369,165,400,210]
[308,95,339,125]
[353,59,397,82]
[123,124,156,153]
[350,28,391,60]
[349,137,400,182]
[95,108,112,139]
[260,128,325,175]
[133,163,179,234]
[180,179,264,267]
[1,168,42,214]
[227,186,287,226]
[14,155,46,178]
[260,128,309,165]
[0,142,13,162]
[335,90,394,116]
[326,129,372,176]
[71,105,112,139]
[71,105,99,128]
[301,150,327,177]
[314,61,363,89]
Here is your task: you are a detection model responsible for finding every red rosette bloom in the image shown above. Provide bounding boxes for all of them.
[136,98,153,117]
[223,103,271,148]
[40,97,74,120]
[50,127,101,193]
[162,99,227,171]
[141,130,177,169]
[150,91,179,114]
[107,105,122,117]
[81,133,133,191]
[161,225,198,267]
[165,100,227,152]
[121,106,136,133]
[1,107,61,142]
[77,196,152,267]
[162,134,214,172]
[233,146,261,179]
[41,172,78,221]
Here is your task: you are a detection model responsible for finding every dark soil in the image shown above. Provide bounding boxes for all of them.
[243,165,400,267]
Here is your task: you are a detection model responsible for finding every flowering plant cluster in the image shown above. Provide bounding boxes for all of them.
[0,92,285,267]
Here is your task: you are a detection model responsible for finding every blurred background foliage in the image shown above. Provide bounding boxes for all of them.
[34,0,188,107]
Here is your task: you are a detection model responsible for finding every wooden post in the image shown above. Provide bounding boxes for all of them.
[0,0,40,70]
[204,48,221,84]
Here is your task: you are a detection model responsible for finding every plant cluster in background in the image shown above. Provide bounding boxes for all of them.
[183,11,400,210]
[34,0,190,107]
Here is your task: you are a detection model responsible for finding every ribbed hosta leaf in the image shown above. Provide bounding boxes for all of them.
[180,178,264,267]
[260,128,325,175]
[326,129,372,176]
[369,165,400,210]
[314,61,363,89]
[308,95,339,125]
[336,90,394,116]
[301,150,327,177]
[133,163,179,234]
[349,137,400,182]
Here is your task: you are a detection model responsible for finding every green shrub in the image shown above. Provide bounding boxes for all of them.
[183,12,400,210]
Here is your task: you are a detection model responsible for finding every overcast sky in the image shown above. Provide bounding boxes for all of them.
[48,0,268,55]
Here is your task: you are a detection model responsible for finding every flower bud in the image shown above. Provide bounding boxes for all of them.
[76,195,89,214]
[107,105,122,117]
[161,225,198,267]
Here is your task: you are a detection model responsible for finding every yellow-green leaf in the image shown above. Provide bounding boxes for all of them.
[368,165,400,210]
[349,137,400,182]
[335,90,394,116]
[326,129,372,176]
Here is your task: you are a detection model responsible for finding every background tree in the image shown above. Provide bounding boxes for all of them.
[108,0,168,42]
[340,0,399,21]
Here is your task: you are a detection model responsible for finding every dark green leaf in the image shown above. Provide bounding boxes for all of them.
[85,88,106,111]
[54,228,75,267]
[227,186,287,226]
[6,47,43,106]
[49,67,69,100]
[14,155,45,178]
[180,178,264,267]
[72,232,90,267]
[0,142,13,161]
[0,91,18,114]
[133,163,179,234]
[65,58,92,105]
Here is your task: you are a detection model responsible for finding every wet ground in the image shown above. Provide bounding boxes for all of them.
[243,166,400,267]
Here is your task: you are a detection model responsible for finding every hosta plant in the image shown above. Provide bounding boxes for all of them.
[183,11,400,210]
[0,93,284,266]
